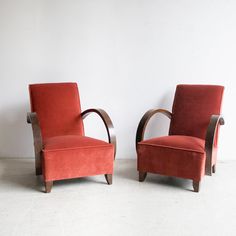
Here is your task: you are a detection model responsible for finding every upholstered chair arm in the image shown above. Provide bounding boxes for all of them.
[27,112,43,175]
[205,115,225,176]
[81,108,116,158]
[136,109,172,150]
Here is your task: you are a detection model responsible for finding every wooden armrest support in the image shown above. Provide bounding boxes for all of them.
[81,108,116,159]
[27,112,43,146]
[135,109,172,151]
[205,115,225,175]
[27,112,43,175]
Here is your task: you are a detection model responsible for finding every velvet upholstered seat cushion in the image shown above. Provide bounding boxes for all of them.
[137,135,206,181]
[42,135,114,181]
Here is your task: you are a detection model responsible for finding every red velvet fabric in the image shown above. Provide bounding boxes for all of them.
[43,135,111,151]
[169,84,224,139]
[140,135,205,153]
[29,83,114,182]
[137,84,224,183]
[138,136,205,181]
[43,136,114,181]
[29,83,84,139]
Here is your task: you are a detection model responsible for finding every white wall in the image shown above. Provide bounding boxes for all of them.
[0,0,235,160]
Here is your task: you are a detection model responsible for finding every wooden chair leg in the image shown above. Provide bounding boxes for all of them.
[193,181,200,192]
[139,172,147,182]
[35,167,42,176]
[35,153,42,176]
[212,165,216,173]
[45,181,53,193]
[105,174,112,185]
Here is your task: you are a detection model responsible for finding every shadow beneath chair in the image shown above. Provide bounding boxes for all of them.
[115,159,192,191]
[53,175,107,188]
[0,158,43,192]
[0,158,109,193]
[146,174,192,191]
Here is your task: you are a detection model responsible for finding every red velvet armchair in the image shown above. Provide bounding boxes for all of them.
[136,84,224,192]
[27,83,116,193]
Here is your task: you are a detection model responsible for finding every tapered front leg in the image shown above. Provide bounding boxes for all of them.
[105,174,112,185]
[193,181,200,192]
[139,172,147,182]
[212,165,216,173]
[36,167,42,176]
[45,181,53,193]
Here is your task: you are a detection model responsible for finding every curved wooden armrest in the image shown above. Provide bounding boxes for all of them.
[205,115,225,176]
[136,109,172,150]
[81,108,116,158]
[27,112,43,175]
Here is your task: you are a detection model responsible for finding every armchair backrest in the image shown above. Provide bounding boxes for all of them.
[169,84,224,139]
[29,83,84,139]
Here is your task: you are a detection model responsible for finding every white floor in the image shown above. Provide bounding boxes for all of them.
[0,158,235,236]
